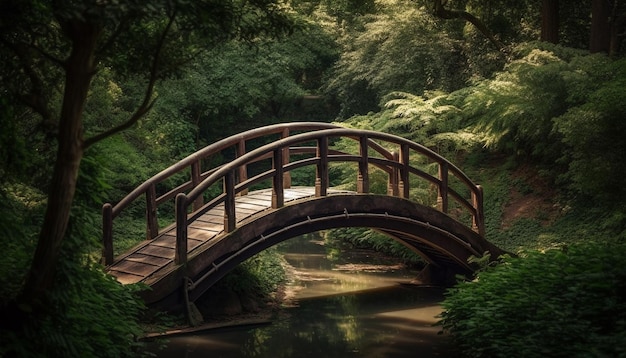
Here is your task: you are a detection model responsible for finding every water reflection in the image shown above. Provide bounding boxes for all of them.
[146,237,456,357]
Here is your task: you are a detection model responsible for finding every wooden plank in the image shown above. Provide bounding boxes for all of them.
[234,207,259,217]
[190,220,223,233]
[235,201,268,211]
[233,197,271,207]
[138,244,175,259]
[187,227,220,241]
[112,259,161,277]
[188,238,203,250]
[109,271,145,285]
[151,234,177,248]
[125,253,171,267]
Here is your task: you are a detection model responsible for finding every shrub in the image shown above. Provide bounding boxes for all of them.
[439,242,626,357]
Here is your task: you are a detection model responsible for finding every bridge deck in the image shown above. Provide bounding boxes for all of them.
[106,187,349,285]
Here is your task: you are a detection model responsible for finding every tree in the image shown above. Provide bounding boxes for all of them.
[0,0,293,312]
[590,0,613,53]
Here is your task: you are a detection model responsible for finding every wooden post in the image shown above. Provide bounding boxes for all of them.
[472,185,485,236]
[102,203,114,265]
[399,144,409,198]
[272,148,285,209]
[281,128,292,189]
[175,193,188,265]
[224,171,236,233]
[357,135,369,193]
[236,139,248,196]
[438,162,449,213]
[315,135,328,197]
[146,183,158,239]
[191,161,203,210]
[388,151,400,196]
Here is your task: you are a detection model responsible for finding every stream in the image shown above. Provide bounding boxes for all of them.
[145,235,457,357]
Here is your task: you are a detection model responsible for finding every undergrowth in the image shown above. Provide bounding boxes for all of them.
[439,242,626,358]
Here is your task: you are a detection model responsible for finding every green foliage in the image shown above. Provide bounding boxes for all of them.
[439,242,626,358]
[218,247,287,296]
[0,203,146,357]
[324,227,424,266]
[553,57,626,204]
[348,42,626,207]
[0,184,44,305]
[325,2,470,118]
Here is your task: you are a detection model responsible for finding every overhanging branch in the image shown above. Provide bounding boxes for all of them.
[433,0,504,50]
[83,10,178,149]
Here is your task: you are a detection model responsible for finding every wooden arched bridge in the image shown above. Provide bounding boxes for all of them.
[102,122,505,308]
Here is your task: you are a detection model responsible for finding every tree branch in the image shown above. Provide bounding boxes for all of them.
[432,0,504,50]
[83,10,178,149]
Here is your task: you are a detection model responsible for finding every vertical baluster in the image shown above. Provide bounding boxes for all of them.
[357,135,369,193]
[272,149,284,209]
[472,185,485,236]
[224,171,236,232]
[146,183,158,239]
[438,162,449,213]
[237,139,248,196]
[281,128,292,189]
[315,135,329,197]
[388,151,400,196]
[191,161,203,211]
[175,193,188,265]
[399,144,409,198]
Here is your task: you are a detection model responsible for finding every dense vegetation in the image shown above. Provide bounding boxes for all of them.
[1,0,625,356]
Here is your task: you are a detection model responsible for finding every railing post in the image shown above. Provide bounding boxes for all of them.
[281,128,292,189]
[175,193,188,265]
[237,139,248,196]
[399,144,410,198]
[191,161,203,210]
[357,135,369,193]
[224,171,236,232]
[272,149,285,209]
[438,162,449,213]
[388,151,400,196]
[102,203,114,265]
[146,183,159,239]
[315,135,329,197]
[472,185,486,236]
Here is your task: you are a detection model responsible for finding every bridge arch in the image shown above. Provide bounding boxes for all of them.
[148,194,503,306]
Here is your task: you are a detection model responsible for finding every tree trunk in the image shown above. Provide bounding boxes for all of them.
[590,0,611,53]
[610,3,626,56]
[20,20,101,306]
[541,0,559,43]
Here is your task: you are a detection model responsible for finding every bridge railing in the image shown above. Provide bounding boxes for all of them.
[101,122,394,265]
[173,128,485,265]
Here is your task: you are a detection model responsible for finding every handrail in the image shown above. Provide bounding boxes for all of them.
[172,128,484,265]
[102,124,484,266]
[101,122,394,265]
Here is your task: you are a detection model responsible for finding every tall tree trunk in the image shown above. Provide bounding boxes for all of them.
[609,3,626,56]
[541,0,559,43]
[20,20,101,306]
[590,0,612,53]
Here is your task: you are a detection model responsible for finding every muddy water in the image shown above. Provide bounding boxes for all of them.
[146,236,456,357]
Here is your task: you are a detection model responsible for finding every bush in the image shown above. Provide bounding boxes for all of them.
[439,242,626,357]
[0,205,146,357]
